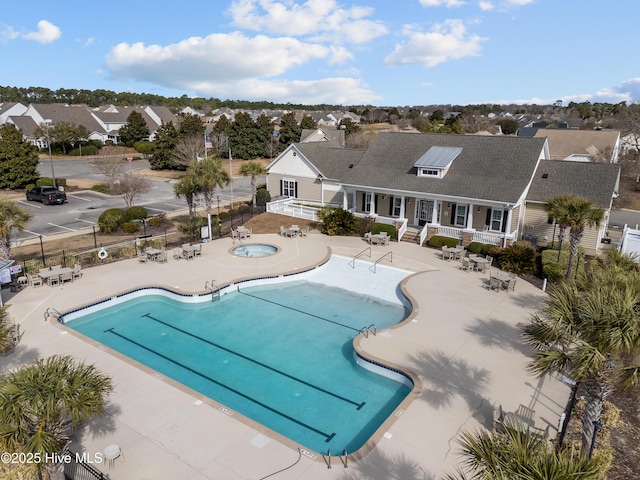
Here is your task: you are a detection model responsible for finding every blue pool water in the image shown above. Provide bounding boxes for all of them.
[232,243,278,257]
[64,257,413,454]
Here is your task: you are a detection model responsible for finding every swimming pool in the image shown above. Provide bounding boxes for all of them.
[231,243,278,257]
[63,256,414,454]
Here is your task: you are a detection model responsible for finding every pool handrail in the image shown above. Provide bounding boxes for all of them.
[349,247,371,268]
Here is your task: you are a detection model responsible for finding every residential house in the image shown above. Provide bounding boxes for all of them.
[267,132,619,255]
[300,127,345,148]
[0,102,27,123]
[519,127,621,163]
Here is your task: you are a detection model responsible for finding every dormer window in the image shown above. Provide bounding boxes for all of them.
[414,146,462,178]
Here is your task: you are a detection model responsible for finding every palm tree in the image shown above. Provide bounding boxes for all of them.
[174,170,201,219]
[239,160,266,209]
[522,256,640,454]
[193,158,230,215]
[0,355,113,479]
[444,420,604,480]
[0,200,31,260]
[0,307,13,354]
[544,195,604,280]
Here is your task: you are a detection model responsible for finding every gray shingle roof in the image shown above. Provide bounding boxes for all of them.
[295,143,365,181]
[339,132,547,204]
[527,160,620,207]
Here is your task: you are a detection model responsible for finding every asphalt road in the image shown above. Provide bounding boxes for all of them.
[14,158,262,243]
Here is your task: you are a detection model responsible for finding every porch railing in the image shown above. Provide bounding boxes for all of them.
[266,198,321,221]
[437,226,463,242]
[397,218,408,241]
[419,223,429,246]
[472,231,504,246]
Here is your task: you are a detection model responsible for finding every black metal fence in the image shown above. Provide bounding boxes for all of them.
[15,208,266,275]
[62,448,105,480]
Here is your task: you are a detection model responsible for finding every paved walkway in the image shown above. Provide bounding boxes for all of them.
[1,234,569,480]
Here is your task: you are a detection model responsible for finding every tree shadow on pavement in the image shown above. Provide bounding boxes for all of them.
[338,448,436,480]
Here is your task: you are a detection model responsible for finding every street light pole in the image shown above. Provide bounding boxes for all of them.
[44,120,57,189]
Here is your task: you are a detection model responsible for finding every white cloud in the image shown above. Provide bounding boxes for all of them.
[104,32,377,103]
[419,0,465,7]
[478,1,495,11]
[384,19,486,67]
[227,0,388,44]
[23,20,61,44]
[0,25,19,42]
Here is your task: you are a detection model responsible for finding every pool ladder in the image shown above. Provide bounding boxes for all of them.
[204,280,221,302]
[358,324,377,338]
[323,449,349,469]
[44,307,63,323]
[349,247,371,268]
[370,251,393,273]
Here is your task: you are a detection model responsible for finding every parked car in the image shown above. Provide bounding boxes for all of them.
[25,186,67,205]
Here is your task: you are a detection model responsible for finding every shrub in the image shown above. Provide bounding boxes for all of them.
[369,222,396,238]
[147,213,167,228]
[125,206,148,221]
[494,241,535,275]
[25,183,36,192]
[98,208,126,233]
[256,188,271,206]
[180,217,208,242]
[36,178,66,188]
[218,211,230,221]
[357,216,375,235]
[237,204,250,215]
[318,207,358,236]
[122,221,140,233]
[91,184,108,193]
[427,235,458,248]
[69,144,99,156]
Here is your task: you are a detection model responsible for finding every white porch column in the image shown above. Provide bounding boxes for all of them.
[432,200,440,224]
[399,195,406,219]
[369,191,376,215]
[466,204,474,229]
[342,189,348,210]
[503,208,513,247]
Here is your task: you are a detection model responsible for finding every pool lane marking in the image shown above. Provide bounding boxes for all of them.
[237,290,361,333]
[104,327,337,443]
[141,313,366,411]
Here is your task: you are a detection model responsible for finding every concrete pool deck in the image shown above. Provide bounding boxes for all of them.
[1,233,570,480]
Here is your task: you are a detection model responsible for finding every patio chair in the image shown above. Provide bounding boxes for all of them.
[489,274,501,292]
[48,275,60,287]
[72,264,82,279]
[300,227,309,237]
[460,257,472,272]
[60,270,73,284]
[475,260,488,274]
[194,244,202,256]
[27,274,42,287]
[504,273,517,292]
[137,251,147,263]
[231,229,239,240]
[280,226,287,236]
[486,255,493,266]
[17,275,29,286]
[441,246,450,260]
[173,248,183,260]
[157,251,168,263]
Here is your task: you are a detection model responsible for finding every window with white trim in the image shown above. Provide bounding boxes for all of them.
[282,179,297,197]
[392,197,402,217]
[454,205,467,226]
[420,168,440,177]
[364,192,372,213]
[491,209,504,231]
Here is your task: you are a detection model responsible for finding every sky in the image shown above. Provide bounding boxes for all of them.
[2,0,640,107]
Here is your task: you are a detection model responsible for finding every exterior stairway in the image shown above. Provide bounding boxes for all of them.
[400,227,421,244]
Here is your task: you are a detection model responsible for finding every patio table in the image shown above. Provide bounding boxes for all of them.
[237,226,251,239]
[447,247,464,260]
[287,226,299,237]
[182,245,198,259]
[145,248,162,262]
[38,267,73,286]
[470,256,491,271]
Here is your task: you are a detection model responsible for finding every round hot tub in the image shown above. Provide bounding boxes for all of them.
[231,244,278,257]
